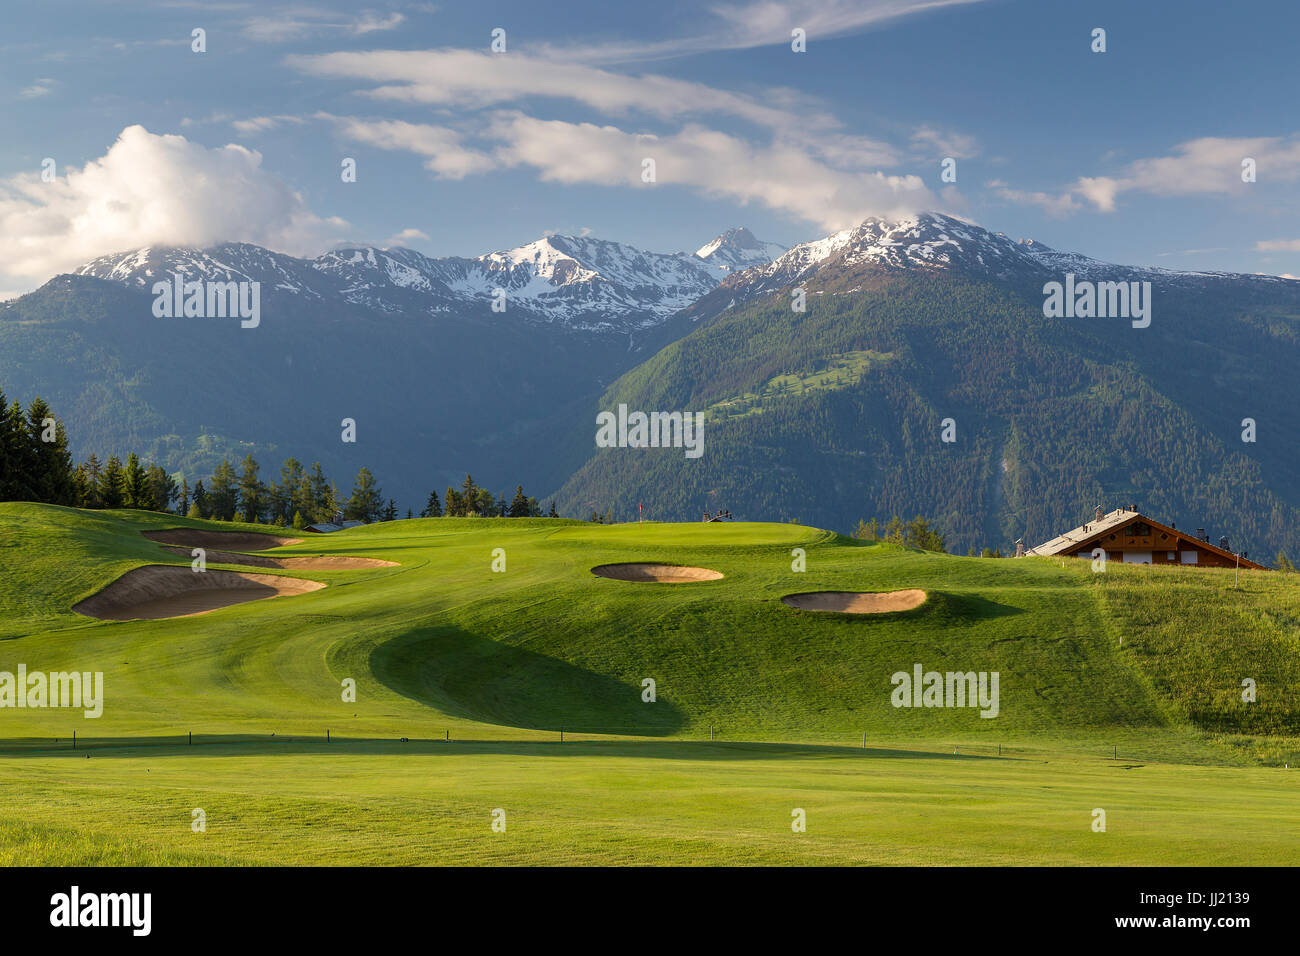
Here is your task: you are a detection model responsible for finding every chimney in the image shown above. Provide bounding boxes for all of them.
[1220,536,1230,551]
[1015,539,1025,558]
[1095,505,1103,522]
[1196,528,1206,542]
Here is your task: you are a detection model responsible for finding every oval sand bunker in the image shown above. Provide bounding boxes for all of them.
[591,563,724,583]
[781,589,927,614]
[74,565,325,621]
[142,529,303,551]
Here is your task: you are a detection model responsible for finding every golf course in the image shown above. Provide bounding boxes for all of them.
[1,501,1298,865]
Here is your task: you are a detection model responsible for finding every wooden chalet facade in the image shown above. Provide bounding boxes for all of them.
[1024,505,1267,570]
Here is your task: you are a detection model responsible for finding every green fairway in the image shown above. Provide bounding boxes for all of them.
[1,502,1298,865]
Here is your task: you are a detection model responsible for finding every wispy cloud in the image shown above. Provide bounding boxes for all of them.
[320,113,495,179]
[986,179,1080,218]
[536,0,989,63]
[487,113,928,231]
[1256,238,1300,252]
[909,124,977,159]
[242,7,406,43]
[19,78,56,99]
[287,48,824,132]
[995,136,1300,215]
[289,46,928,227]
[230,114,308,135]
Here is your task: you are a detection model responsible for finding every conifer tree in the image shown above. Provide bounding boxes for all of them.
[238,454,265,523]
[26,398,75,505]
[344,467,383,523]
[208,460,238,520]
[421,489,442,518]
[99,456,125,509]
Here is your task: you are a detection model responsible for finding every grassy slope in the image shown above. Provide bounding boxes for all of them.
[1,502,1298,864]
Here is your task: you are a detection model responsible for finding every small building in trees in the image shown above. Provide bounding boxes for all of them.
[1024,504,1267,569]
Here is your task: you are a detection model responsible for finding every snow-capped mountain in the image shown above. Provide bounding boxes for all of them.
[694,227,787,275]
[689,211,1297,319]
[72,228,785,334]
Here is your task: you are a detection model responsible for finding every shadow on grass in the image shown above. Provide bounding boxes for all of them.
[0,734,1003,762]
[927,591,1026,623]
[370,624,688,736]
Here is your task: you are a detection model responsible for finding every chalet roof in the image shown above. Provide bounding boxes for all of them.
[1026,507,1268,570]
[1026,508,1140,557]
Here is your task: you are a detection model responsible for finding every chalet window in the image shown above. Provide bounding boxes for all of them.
[1125,523,1152,537]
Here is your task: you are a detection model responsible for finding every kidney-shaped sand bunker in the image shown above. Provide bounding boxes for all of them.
[74,565,325,621]
[781,589,927,614]
[591,563,724,583]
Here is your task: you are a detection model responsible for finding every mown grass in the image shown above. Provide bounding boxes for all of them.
[1,502,1298,865]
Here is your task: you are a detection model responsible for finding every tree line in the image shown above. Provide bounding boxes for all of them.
[1,388,557,527]
[853,516,948,552]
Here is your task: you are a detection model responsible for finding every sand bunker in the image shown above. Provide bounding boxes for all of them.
[159,546,396,571]
[74,565,325,621]
[781,589,927,614]
[591,563,724,583]
[143,529,302,551]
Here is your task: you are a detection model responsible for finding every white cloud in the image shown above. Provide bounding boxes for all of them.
[352,11,405,34]
[287,48,854,135]
[243,8,405,43]
[230,114,307,135]
[909,124,977,159]
[383,227,430,246]
[19,78,56,99]
[320,114,496,179]
[489,113,929,232]
[986,179,1080,218]
[288,47,926,228]
[0,125,345,285]
[994,136,1300,215]
[1256,238,1300,252]
[537,0,989,63]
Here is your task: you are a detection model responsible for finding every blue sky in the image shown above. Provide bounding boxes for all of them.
[3,0,1299,296]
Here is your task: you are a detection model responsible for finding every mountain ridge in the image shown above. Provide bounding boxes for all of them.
[69,226,787,334]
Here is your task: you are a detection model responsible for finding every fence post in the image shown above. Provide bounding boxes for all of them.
[73,731,76,750]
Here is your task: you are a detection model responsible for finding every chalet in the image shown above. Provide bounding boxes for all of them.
[1024,505,1267,570]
